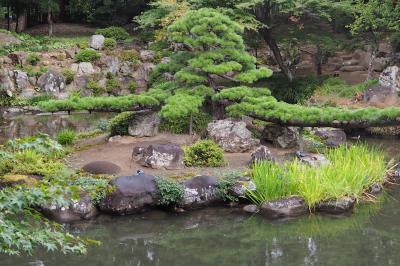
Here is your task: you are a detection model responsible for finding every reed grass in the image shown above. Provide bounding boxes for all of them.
[248,144,387,207]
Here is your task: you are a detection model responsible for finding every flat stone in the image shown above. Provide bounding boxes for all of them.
[316,197,355,214]
[82,161,121,175]
[260,196,308,219]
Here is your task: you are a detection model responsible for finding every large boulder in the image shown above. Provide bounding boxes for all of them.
[13,70,29,90]
[71,62,99,76]
[316,197,355,214]
[364,84,397,105]
[99,55,120,75]
[140,50,156,62]
[89,35,105,50]
[136,144,185,170]
[37,70,66,96]
[263,125,299,149]
[82,161,121,175]
[309,127,346,148]
[128,111,161,137]
[207,119,260,153]
[0,69,16,97]
[249,145,275,165]
[132,62,156,92]
[260,196,308,219]
[98,174,159,215]
[379,66,400,91]
[41,192,98,223]
[179,175,221,209]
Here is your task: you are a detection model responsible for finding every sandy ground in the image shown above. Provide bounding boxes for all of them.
[66,134,292,178]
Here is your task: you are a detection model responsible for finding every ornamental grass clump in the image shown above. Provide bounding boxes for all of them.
[248,145,387,207]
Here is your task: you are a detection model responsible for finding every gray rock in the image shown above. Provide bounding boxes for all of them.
[243,204,259,213]
[99,174,159,215]
[363,84,396,104]
[297,152,330,167]
[179,175,221,209]
[229,178,256,198]
[82,161,121,175]
[120,61,134,77]
[132,62,156,92]
[140,50,156,62]
[260,196,308,219]
[249,145,274,165]
[263,125,299,149]
[369,183,383,195]
[89,35,105,50]
[99,55,120,75]
[0,69,16,97]
[37,69,66,96]
[316,197,355,214]
[137,144,185,170]
[207,119,260,153]
[128,111,160,137]
[41,192,98,223]
[310,127,347,148]
[71,62,98,75]
[13,70,29,90]
[379,66,400,91]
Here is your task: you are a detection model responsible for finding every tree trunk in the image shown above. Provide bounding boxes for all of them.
[315,45,322,77]
[189,113,193,135]
[47,8,53,37]
[366,46,377,81]
[259,27,295,81]
[7,5,10,31]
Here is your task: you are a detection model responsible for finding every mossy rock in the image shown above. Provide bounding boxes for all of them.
[82,161,121,175]
[0,174,40,188]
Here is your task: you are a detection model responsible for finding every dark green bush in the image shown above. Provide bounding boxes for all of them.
[119,49,140,63]
[154,177,185,206]
[184,139,225,167]
[26,53,40,65]
[160,112,212,135]
[104,38,117,49]
[95,26,130,41]
[390,32,400,53]
[106,78,120,94]
[261,74,321,104]
[63,69,75,85]
[75,49,101,63]
[86,80,104,95]
[109,112,134,136]
[56,129,76,146]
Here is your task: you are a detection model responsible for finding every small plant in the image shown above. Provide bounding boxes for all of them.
[216,172,241,202]
[390,32,400,52]
[75,49,101,63]
[94,119,110,132]
[26,53,40,65]
[184,139,225,167]
[86,80,104,95]
[106,78,120,94]
[128,81,137,93]
[104,38,117,49]
[56,129,76,146]
[109,112,135,136]
[95,26,130,41]
[63,69,75,85]
[119,49,140,63]
[155,176,185,206]
[70,176,114,204]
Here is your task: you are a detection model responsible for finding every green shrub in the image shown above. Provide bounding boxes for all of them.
[106,78,120,94]
[95,26,130,41]
[104,38,117,49]
[128,81,137,93]
[6,133,64,158]
[26,53,40,65]
[261,74,321,103]
[56,129,76,146]
[155,177,185,206]
[70,176,114,204]
[63,69,75,85]
[160,112,212,134]
[94,119,110,132]
[75,49,101,63]
[119,49,140,63]
[184,139,225,167]
[317,77,378,98]
[216,172,242,202]
[86,80,104,95]
[109,112,135,136]
[390,32,400,53]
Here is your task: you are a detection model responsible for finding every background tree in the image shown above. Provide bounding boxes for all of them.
[38,0,60,36]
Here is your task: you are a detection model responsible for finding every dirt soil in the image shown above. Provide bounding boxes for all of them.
[66,134,292,178]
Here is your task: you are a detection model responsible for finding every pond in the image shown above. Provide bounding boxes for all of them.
[1,115,400,266]
[0,112,114,143]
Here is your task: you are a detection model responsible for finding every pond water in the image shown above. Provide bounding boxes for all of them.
[1,115,400,266]
[0,112,113,143]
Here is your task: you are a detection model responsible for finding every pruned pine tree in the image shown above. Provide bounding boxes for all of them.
[150,8,272,134]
